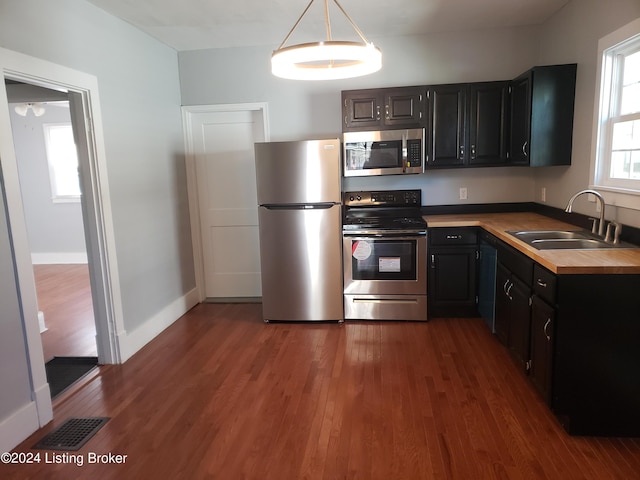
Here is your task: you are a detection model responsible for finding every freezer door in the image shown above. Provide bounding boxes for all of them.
[255,139,341,205]
[258,204,343,322]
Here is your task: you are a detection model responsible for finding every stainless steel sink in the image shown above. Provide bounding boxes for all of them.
[511,230,591,241]
[507,230,634,250]
[530,238,616,249]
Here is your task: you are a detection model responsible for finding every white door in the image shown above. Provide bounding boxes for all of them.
[184,105,268,300]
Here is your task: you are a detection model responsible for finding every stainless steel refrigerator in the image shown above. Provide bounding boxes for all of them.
[255,139,343,322]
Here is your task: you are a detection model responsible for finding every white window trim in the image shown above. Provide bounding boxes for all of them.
[589,17,640,211]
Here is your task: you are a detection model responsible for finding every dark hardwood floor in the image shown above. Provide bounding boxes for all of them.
[33,264,97,360]
[2,303,639,479]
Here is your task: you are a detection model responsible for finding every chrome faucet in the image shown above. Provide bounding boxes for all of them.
[565,189,606,237]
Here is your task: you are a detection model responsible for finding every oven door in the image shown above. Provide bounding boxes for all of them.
[343,232,427,295]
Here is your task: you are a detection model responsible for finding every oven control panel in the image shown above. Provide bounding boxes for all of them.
[343,189,421,207]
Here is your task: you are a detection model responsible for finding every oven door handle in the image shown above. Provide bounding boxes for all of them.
[342,230,426,238]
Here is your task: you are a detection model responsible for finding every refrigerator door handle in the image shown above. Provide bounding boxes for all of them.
[261,203,337,210]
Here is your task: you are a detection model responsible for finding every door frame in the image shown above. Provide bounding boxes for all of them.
[182,103,270,301]
[0,48,124,426]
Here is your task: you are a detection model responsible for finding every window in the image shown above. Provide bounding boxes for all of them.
[43,123,81,202]
[591,18,640,209]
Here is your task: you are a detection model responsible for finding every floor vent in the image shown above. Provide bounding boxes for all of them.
[33,417,110,451]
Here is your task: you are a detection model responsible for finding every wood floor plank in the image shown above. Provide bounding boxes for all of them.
[3,303,640,480]
[33,264,97,360]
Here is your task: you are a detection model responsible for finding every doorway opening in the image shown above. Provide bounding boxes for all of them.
[5,80,99,396]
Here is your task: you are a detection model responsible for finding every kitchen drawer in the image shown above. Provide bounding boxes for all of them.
[533,264,556,305]
[497,241,533,286]
[429,227,478,246]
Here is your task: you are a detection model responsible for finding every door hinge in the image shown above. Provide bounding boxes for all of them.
[476,250,480,260]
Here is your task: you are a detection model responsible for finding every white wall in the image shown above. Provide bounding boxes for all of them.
[534,0,640,227]
[179,27,541,205]
[9,103,87,262]
[0,0,196,333]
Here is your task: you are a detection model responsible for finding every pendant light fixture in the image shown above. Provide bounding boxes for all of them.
[271,0,382,81]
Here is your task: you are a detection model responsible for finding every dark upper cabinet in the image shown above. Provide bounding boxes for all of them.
[426,84,466,167]
[508,64,577,166]
[342,90,383,130]
[469,82,510,166]
[342,87,423,131]
[341,63,576,168]
[426,81,509,168]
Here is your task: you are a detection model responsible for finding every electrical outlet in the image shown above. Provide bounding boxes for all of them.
[459,187,468,200]
[541,187,546,202]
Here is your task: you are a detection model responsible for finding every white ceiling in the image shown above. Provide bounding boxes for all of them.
[85,0,571,51]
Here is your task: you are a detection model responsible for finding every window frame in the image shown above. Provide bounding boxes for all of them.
[590,17,640,210]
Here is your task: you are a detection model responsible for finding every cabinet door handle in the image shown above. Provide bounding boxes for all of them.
[522,141,528,157]
[344,115,348,126]
[471,144,476,159]
[385,105,390,120]
[376,105,381,121]
[536,278,547,288]
[543,318,551,341]
[431,254,436,269]
[503,279,510,294]
[446,234,461,240]
[459,145,465,160]
[506,281,514,300]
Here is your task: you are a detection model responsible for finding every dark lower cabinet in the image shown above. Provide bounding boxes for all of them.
[494,262,532,371]
[494,263,511,344]
[551,274,640,436]
[505,274,531,371]
[493,234,640,436]
[493,238,533,373]
[428,227,478,317]
[529,295,554,405]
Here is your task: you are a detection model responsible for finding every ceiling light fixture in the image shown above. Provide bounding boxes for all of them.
[14,102,46,117]
[272,0,382,81]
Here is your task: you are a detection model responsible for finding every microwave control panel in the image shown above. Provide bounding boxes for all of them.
[406,139,422,167]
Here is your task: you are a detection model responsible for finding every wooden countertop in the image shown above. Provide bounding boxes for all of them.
[424,212,640,274]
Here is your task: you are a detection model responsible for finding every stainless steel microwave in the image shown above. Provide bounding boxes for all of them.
[343,128,424,177]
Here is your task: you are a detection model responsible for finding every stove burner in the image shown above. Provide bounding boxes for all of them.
[342,189,426,232]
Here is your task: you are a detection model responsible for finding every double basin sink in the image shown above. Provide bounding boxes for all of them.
[507,229,633,250]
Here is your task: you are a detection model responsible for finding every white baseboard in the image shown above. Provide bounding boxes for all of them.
[31,252,88,264]
[0,401,40,453]
[117,287,199,363]
[33,382,53,427]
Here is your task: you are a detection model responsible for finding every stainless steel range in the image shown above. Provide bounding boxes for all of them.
[342,189,428,321]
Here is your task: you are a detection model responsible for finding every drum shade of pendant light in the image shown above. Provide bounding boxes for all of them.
[272,0,382,80]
